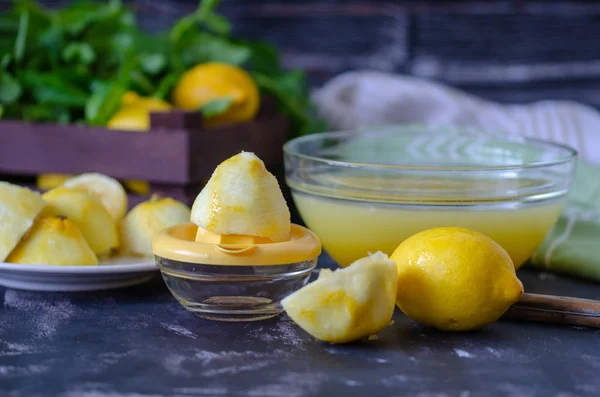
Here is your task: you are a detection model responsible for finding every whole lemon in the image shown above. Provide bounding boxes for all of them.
[172,63,260,126]
[391,227,524,331]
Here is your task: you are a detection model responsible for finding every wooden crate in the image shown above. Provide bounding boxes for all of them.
[0,100,288,207]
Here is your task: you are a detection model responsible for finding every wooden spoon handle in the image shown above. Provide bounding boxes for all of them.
[503,293,600,328]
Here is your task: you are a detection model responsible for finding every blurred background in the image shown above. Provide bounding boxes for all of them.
[30,0,600,106]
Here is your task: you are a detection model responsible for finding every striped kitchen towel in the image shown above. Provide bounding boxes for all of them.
[314,71,600,281]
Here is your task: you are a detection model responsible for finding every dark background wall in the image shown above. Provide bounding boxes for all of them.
[33,0,600,108]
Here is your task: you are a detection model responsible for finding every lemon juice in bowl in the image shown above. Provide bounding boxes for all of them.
[284,126,577,268]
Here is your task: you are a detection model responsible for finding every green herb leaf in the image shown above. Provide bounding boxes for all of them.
[85,80,126,125]
[0,14,20,34]
[39,25,64,68]
[1,54,11,70]
[129,70,154,95]
[181,33,251,67]
[14,10,29,63]
[243,41,281,75]
[56,0,122,35]
[199,97,233,118]
[197,0,222,19]
[197,0,229,35]
[22,71,88,107]
[253,71,326,136]
[85,52,135,125]
[169,14,197,45]
[0,105,4,119]
[138,53,166,75]
[153,72,180,100]
[0,71,22,105]
[62,42,96,65]
[22,104,71,123]
[202,13,230,36]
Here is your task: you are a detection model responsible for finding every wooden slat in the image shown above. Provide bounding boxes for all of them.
[0,122,190,183]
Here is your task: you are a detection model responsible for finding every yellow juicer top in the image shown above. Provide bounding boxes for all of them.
[152,223,322,266]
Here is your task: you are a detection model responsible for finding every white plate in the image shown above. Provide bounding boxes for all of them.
[0,257,158,292]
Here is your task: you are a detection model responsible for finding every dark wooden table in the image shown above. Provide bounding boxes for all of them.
[1,254,599,397]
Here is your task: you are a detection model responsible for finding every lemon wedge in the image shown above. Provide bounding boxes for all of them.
[6,217,98,266]
[63,173,128,222]
[42,187,119,257]
[282,252,397,344]
[121,196,191,257]
[0,182,45,262]
[191,152,290,242]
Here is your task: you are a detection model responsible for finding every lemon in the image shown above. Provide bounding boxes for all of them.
[63,173,128,222]
[191,152,290,242]
[282,252,397,344]
[42,187,120,257]
[121,196,191,257]
[172,63,260,126]
[123,180,150,196]
[0,182,45,262]
[7,217,98,266]
[36,173,72,191]
[107,92,172,131]
[391,227,524,331]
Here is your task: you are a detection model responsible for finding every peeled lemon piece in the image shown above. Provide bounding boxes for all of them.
[6,217,98,266]
[391,227,524,331]
[63,173,128,222]
[191,152,290,242]
[282,252,398,344]
[318,268,334,280]
[121,196,191,257]
[42,187,119,257]
[0,182,45,262]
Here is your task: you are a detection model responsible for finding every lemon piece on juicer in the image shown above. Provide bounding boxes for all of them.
[191,152,291,242]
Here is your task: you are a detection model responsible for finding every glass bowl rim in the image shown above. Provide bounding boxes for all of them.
[283,125,578,172]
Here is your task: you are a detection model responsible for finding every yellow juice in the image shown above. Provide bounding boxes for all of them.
[290,175,565,268]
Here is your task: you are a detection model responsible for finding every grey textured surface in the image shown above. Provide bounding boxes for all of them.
[0,254,599,397]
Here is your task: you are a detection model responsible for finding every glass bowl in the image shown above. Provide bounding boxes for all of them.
[283,125,577,268]
[153,223,321,321]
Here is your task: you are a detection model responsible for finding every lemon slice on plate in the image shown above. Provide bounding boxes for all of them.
[42,187,119,257]
[0,182,45,262]
[6,216,98,266]
[121,196,191,257]
[63,173,128,222]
